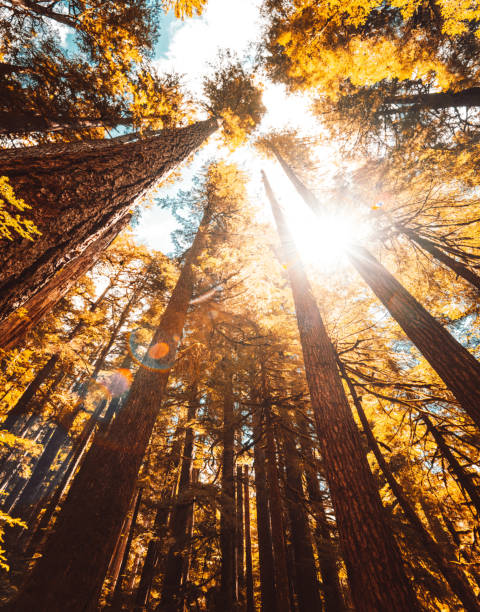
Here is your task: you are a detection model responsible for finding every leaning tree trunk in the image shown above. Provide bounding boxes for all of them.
[270,147,480,430]
[383,87,480,110]
[8,204,214,611]
[398,225,480,292]
[263,171,419,612]
[0,118,217,324]
[348,245,480,428]
[252,401,277,612]
[338,360,480,612]
[0,215,127,351]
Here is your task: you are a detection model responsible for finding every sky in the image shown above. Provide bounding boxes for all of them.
[132,0,331,256]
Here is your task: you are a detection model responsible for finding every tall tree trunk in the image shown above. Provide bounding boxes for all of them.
[236,465,245,604]
[421,414,480,517]
[252,403,277,612]
[109,488,143,609]
[270,147,480,429]
[158,387,198,612]
[264,171,419,612]
[9,204,214,611]
[383,87,480,110]
[280,422,322,612]
[349,245,480,428]
[0,118,217,324]
[243,466,255,612]
[398,226,480,292]
[296,416,345,612]
[338,359,480,612]
[219,367,237,610]
[0,215,126,351]
[262,396,292,612]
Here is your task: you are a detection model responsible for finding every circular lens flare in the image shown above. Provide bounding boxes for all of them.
[128,329,178,372]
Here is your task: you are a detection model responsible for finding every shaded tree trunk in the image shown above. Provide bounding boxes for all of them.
[0,118,217,324]
[339,360,480,612]
[253,404,277,612]
[8,204,213,611]
[383,87,480,110]
[219,368,237,610]
[264,171,419,612]
[158,387,198,612]
[280,423,322,612]
[243,466,255,612]
[236,465,245,604]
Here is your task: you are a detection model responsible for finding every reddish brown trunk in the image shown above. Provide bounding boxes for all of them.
[0,215,127,351]
[349,245,480,428]
[253,404,277,612]
[9,206,213,611]
[339,360,480,612]
[262,397,292,612]
[0,118,217,324]
[243,466,255,612]
[264,172,419,612]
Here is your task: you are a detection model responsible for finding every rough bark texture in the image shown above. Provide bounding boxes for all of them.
[264,172,419,612]
[158,389,197,612]
[236,465,245,603]
[0,118,217,323]
[243,466,255,612]
[349,245,480,428]
[8,205,213,611]
[253,404,277,612]
[219,368,237,610]
[281,425,322,612]
[339,361,480,612]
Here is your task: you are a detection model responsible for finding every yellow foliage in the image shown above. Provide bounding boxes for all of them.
[0,177,41,242]
[163,0,208,19]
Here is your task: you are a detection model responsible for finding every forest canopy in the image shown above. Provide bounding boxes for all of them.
[0,1,479,611]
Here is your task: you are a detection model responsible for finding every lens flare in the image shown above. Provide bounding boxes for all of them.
[128,329,178,372]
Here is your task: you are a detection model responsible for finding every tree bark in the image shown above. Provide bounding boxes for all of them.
[338,360,480,612]
[264,171,419,612]
[280,423,322,612]
[0,215,127,351]
[0,118,217,324]
[8,204,213,611]
[349,245,480,428]
[243,466,255,612]
[383,87,480,110]
[219,367,237,610]
[253,403,277,612]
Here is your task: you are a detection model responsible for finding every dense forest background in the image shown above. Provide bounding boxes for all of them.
[0,1,480,610]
